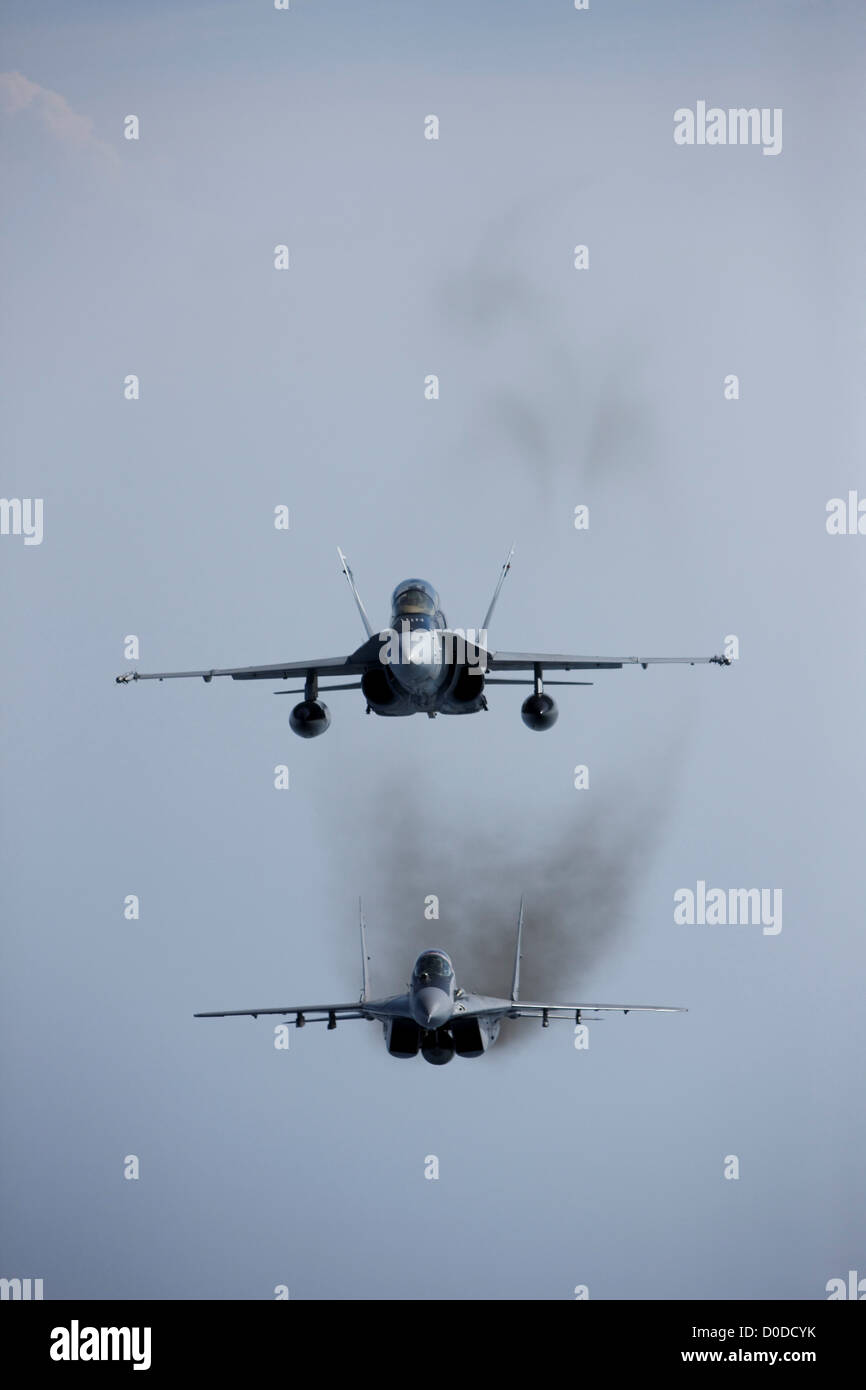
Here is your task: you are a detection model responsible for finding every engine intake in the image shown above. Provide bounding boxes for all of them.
[361,667,398,708]
[450,666,485,705]
[386,1018,420,1058]
[451,1017,487,1058]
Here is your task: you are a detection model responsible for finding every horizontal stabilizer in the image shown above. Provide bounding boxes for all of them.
[273,683,363,694]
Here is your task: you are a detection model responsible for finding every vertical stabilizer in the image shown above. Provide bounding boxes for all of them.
[511,896,525,1002]
[337,548,374,638]
[359,898,371,1002]
[481,544,515,632]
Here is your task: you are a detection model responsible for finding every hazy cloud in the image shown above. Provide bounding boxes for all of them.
[0,71,115,161]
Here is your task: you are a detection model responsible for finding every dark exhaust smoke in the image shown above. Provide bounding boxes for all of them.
[326,739,684,1051]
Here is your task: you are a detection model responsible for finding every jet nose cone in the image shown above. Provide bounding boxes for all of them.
[413,988,451,1029]
[398,657,439,682]
[391,628,443,688]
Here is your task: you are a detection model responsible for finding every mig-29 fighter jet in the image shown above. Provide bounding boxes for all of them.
[117,547,729,735]
[194,901,686,1064]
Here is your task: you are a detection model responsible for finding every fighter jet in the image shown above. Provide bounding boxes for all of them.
[117,547,730,735]
[194,900,686,1064]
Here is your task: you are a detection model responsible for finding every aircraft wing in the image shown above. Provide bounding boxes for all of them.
[116,654,369,685]
[453,997,686,1020]
[195,1002,369,1022]
[487,651,730,672]
[510,1001,687,1017]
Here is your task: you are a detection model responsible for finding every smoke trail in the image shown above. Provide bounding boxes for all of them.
[324,731,686,1052]
[439,183,662,499]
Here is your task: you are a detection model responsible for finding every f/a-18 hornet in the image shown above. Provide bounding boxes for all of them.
[195,900,686,1064]
[118,547,730,735]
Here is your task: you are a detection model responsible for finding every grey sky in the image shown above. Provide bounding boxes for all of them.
[1,0,864,1299]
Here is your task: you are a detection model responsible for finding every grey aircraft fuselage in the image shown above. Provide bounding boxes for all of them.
[344,582,489,719]
[195,916,687,1066]
[116,557,730,735]
[372,950,505,1064]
